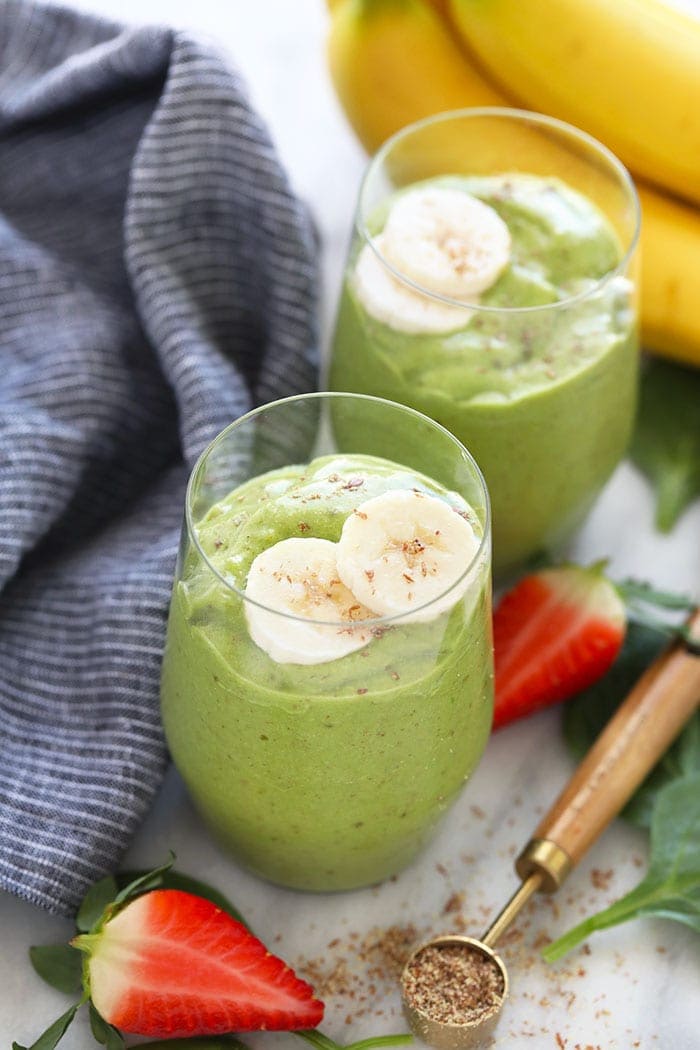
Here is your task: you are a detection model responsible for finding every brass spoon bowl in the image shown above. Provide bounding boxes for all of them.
[401,614,700,1048]
[402,935,508,1050]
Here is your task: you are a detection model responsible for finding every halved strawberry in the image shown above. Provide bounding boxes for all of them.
[73,889,324,1037]
[493,563,626,729]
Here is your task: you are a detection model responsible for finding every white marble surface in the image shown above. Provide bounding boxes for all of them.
[2,2,700,1049]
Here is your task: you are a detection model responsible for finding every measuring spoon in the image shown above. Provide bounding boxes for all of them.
[402,609,700,1048]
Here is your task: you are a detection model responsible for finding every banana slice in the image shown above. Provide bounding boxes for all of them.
[336,490,479,623]
[244,537,375,664]
[382,186,511,298]
[354,235,472,334]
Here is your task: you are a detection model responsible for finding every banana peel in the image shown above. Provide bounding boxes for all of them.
[448,0,700,210]
[327,0,700,368]
[327,0,500,152]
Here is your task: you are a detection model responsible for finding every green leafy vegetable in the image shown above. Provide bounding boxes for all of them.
[76,876,119,932]
[12,1001,84,1050]
[342,1037,413,1049]
[29,945,83,995]
[564,621,700,827]
[75,857,176,940]
[24,858,410,1050]
[111,854,175,909]
[116,868,248,929]
[630,357,700,531]
[89,1003,125,1049]
[296,1032,413,1050]
[553,617,700,960]
[562,620,699,827]
[616,577,697,612]
[544,775,700,961]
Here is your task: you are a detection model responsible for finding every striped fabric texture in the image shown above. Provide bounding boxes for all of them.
[0,0,318,915]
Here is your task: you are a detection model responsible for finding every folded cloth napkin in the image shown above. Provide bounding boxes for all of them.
[0,0,318,915]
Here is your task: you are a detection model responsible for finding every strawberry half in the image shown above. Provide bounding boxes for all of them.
[72,889,324,1037]
[493,563,626,729]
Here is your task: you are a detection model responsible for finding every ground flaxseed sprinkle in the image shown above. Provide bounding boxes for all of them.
[403,942,505,1026]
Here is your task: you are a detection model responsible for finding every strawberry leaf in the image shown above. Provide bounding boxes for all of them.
[29,945,83,994]
[616,577,697,612]
[89,1003,125,1049]
[112,853,175,908]
[76,857,177,938]
[12,1002,82,1050]
[115,869,249,929]
[76,876,118,932]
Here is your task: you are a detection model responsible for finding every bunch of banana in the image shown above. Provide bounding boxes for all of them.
[326,0,700,368]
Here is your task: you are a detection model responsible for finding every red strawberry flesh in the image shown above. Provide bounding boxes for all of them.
[493,565,626,728]
[84,889,324,1037]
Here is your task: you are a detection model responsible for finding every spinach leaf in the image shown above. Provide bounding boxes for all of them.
[563,621,700,826]
[630,357,700,531]
[543,775,700,961]
[89,1003,125,1050]
[296,1033,413,1050]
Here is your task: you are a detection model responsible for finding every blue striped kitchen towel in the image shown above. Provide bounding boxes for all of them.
[0,0,318,915]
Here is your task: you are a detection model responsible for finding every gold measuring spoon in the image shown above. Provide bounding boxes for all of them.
[402,609,700,1048]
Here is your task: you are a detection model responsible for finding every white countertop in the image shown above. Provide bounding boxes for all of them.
[2,3,700,1049]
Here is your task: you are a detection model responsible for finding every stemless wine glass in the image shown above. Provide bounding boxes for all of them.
[329,108,641,577]
[161,393,493,892]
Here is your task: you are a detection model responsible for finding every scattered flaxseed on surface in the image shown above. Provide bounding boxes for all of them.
[296,922,422,1017]
[358,923,420,979]
[442,891,465,915]
[590,868,613,891]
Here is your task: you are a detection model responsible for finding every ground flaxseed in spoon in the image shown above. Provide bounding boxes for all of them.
[403,942,505,1026]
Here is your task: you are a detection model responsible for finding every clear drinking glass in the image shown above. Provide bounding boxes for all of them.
[329,108,640,577]
[161,393,493,891]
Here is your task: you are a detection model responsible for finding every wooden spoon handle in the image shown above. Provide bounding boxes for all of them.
[532,609,700,871]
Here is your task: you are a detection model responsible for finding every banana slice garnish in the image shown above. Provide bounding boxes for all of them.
[244,537,375,665]
[381,186,512,299]
[354,234,471,334]
[336,489,479,624]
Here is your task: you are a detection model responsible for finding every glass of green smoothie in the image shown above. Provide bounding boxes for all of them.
[329,108,641,576]
[161,392,493,891]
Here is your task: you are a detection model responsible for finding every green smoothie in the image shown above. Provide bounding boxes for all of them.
[161,454,493,891]
[330,174,638,575]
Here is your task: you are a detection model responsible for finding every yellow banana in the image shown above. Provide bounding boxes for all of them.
[327,0,700,368]
[328,0,501,153]
[447,0,700,209]
[637,186,700,364]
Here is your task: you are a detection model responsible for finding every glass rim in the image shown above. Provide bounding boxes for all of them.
[356,106,641,317]
[184,391,491,628]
